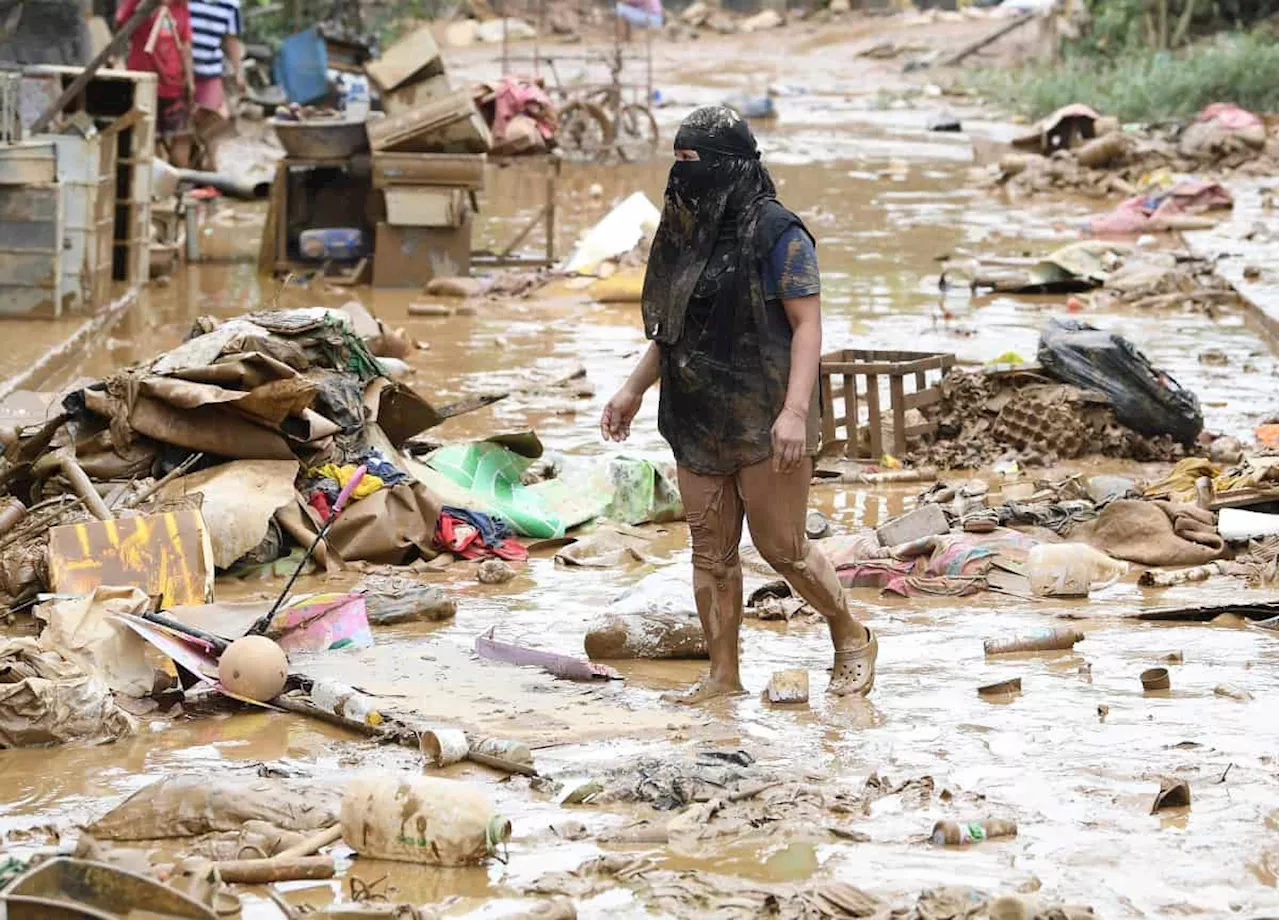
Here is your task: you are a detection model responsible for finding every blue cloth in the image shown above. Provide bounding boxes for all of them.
[442,506,513,546]
[763,225,820,301]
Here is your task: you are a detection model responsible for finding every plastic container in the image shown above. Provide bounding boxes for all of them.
[340,73,371,121]
[1025,542,1127,597]
[984,627,1084,657]
[298,227,366,261]
[931,818,1017,846]
[340,773,511,866]
[1140,667,1171,691]
[310,678,383,726]
[420,728,469,766]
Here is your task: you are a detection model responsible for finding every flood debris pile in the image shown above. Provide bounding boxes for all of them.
[905,323,1203,471]
[0,767,515,918]
[948,239,1243,316]
[804,447,1277,601]
[996,103,1277,208]
[528,856,1094,919]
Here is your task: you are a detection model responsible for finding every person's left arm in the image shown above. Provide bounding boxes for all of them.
[769,225,822,473]
[773,294,820,472]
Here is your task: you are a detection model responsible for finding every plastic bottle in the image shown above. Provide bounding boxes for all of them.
[983,627,1084,656]
[343,74,370,121]
[931,818,1017,846]
[1025,542,1127,597]
[340,773,512,866]
[310,678,383,726]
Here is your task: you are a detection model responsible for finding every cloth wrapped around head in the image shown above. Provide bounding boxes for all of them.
[641,105,777,346]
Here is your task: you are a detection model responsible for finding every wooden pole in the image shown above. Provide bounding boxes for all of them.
[30,0,163,135]
[939,13,1035,68]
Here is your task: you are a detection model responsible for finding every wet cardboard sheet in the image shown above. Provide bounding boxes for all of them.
[47,509,215,606]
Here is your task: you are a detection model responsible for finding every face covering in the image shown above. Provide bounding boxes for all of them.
[667,157,720,204]
[641,106,777,346]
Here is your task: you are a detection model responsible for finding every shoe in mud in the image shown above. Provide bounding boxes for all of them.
[829,627,877,697]
[662,677,748,705]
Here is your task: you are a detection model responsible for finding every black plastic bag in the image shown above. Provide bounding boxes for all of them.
[1037,319,1203,444]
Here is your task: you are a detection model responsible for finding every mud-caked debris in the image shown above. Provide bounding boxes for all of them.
[477,559,518,584]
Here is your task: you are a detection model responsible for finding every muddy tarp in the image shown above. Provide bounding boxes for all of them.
[325,481,443,565]
[1037,319,1203,445]
[36,586,154,697]
[0,638,136,748]
[87,774,340,840]
[158,460,299,568]
[1072,499,1225,566]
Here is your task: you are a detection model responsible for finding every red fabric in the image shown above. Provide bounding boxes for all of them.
[308,491,331,523]
[435,512,529,563]
[117,0,192,99]
[492,77,556,142]
[1198,103,1263,132]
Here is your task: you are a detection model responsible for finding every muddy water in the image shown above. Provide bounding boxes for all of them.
[2,35,1279,920]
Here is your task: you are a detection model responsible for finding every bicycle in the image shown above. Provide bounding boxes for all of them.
[552,47,659,163]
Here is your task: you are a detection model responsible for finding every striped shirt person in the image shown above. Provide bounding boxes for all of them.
[188,0,242,115]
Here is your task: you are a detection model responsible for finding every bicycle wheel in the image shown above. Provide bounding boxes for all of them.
[557,101,613,162]
[614,103,660,162]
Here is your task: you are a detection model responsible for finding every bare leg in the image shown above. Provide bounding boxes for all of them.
[665,466,746,704]
[740,457,877,696]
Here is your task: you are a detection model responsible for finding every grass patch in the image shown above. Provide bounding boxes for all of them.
[971,31,1279,122]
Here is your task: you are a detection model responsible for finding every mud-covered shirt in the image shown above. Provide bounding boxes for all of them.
[764,225,821,301]
[657,201,822,476]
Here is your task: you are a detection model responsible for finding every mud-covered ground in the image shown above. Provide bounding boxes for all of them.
[1,16,1277,920]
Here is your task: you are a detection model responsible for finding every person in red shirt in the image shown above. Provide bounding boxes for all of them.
[116,0,195,167]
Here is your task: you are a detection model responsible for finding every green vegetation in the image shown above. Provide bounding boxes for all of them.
[973,29,1279,122]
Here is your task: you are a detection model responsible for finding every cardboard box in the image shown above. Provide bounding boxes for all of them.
[366,90,490,153]
[374,214,472,288]
[381,73,452,118]
[364,24,444,94]
[371,152,486,189]
[384,187,466,227]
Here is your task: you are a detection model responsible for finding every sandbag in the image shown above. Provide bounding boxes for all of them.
[87,775,340,840]
[1037,319,1202,444]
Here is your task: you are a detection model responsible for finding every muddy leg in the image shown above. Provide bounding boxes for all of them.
[664,466,746,704]
[740,457,876,696]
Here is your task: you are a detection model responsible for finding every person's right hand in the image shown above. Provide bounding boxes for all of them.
[601,388,643,442]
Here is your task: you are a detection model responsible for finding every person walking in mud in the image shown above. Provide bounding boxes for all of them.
[601,105,877,703]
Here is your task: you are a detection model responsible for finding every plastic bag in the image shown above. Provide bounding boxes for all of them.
[1036,319,1202,444]
[1026,543,1128,597]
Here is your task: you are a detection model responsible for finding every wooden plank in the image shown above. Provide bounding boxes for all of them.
[371,152,486,189]
[258,162,285,277]
[889,373,906,458]
[903,422,938,437]
[866,374,882,460]
[903,388,943,411]
[842,372,856,459]
[819,373,835,446]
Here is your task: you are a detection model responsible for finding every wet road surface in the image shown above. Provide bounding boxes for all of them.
[1,24,1277,919]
